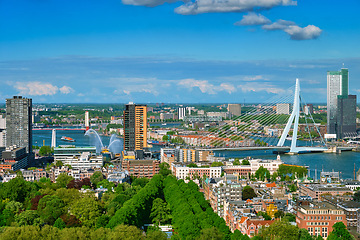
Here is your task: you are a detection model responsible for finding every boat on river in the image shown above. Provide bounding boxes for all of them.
[61,136,75,142]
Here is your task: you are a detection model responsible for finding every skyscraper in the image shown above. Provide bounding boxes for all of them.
[124,102,147,151]
[6,96,32,153]
[327,68,356,139]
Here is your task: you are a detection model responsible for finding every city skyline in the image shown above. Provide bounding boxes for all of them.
[1,0,360,103]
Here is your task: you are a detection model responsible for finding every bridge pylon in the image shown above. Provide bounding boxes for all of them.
[277,79,327,153]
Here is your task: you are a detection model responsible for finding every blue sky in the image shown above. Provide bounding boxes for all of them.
[1,0,359,103]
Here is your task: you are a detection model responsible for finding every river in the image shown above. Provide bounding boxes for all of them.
[33,130,360,180]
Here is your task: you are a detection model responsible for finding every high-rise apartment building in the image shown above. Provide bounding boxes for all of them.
[124,103,147,151]
[0,114,6,148]
[276,103,290,115]
[304,104,313,115]
[6,96,32,153]
[178,107,186,120]
[227,104,241,116]
[327,68,356,138]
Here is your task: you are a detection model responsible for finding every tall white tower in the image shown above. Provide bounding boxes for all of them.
[85,111,89,131]
[51,129,56,148]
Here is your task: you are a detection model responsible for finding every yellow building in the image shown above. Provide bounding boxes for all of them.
[266,203,278,219]
[124,103,147,151]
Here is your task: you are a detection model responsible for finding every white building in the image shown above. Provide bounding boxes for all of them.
[249,156,283,174]
[276,103,290,115]
[206,112,232,119]
[54,146,103,170]
[171,163,222,180]
[178,107,186,120]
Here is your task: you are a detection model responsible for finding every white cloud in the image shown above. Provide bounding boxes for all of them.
[262,19,322,40]
[234,13,271,26]
[59,86,74,94]
[262,19,295,30]
[237,82,284,94]
[219,83,237,94]
[122,0,184,7]
[177,79,236,94]
[14,82,59,96]
[243,75,269,81]
[284,25,322,40]
[13,81,74,96]
[77,93,85,97]
[114,83,160,96]
[175,0,296,15]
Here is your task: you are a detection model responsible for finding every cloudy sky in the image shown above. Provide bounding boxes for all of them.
[1,0,359,103]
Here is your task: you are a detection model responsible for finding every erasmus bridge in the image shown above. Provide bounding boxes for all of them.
[194,79,330,154]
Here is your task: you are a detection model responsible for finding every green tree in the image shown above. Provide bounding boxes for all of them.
[39,146,53,156]
[231,229,243,240]
[150,198,171,226]
[159,162,172,177]
[91,171,104,185]
[71,196,103,227]
[132,177,150,188]
[14,210,39,226]
[55,161,63,167]
[162,135,169,141]
[233,158,240,165]
[298,228,313,240]
[211,162,223,167]
[54,218,66,229]
[55,173,74,188]
[197,227,224,240]
[257,211,271,220]
[241,159,250,165]
[188,163,198,168]
[242,186,257,200]
[353,191,360,202]
[37,195,65,225]
[255,166,270,181]
[327,221,352,240]
[259,220,299,240]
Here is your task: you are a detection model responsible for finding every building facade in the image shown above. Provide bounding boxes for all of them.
[6,96,32,153]
[228,104,241,116]
[178,107,186,120]
[276,103,290,115]
[124,103,147,151]
[122,159,160,178]
[296,201,347,238]
[327,68,356,139]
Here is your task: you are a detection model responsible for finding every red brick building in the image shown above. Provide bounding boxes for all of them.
[122,160,160,178]
[296,201,347,238]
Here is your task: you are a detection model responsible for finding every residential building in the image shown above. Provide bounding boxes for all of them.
[1,145,28,171]
[321,195,360,227]
[228,104,241,116]
[239,218,275,237]
[276,103,290,115]
[207,112,232,119]
[222,165,251,177]
[160,113,174,120]
[161,148,177,164]
[171,162,222,180]
[296,201,347,238]
[122,159,160,178]
[178,107,186,120]
[304,104,314,115]
[6,96,32,153]
[0,115,5,148]
[124,102,147,151]
[299,184,352,200]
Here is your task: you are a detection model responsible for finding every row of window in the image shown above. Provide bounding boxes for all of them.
[306,222,329,226]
